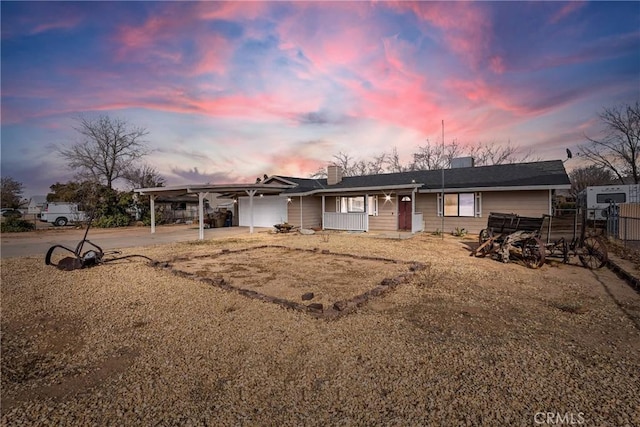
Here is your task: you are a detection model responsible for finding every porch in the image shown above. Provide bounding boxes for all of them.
[322,212,423,233]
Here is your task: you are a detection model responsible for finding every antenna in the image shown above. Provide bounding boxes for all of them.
[441,120,445,239]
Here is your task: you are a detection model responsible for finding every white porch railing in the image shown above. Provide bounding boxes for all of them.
[412,212,424,233]
[324,212,368,231]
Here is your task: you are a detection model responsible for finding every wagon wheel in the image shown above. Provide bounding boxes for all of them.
[476,229,492,257]
[578,236,608,269]
[521,237,546,269]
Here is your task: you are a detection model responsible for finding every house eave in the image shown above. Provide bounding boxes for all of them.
[418,184,572,193]
[285,183,423,197]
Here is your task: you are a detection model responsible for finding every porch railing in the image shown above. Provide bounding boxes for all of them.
[412,212,424,233]
[324,212,368,231]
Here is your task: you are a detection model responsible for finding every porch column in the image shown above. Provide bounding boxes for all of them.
[412,188,417,214]
[197,192,209,240]
[321,195,325,230]
[246,189,257,234]
[364,194,369,232]
[150,195,156,234]
[299,196,303,228]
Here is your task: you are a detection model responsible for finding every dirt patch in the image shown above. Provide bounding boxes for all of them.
[157,245,428,317]
[1,312,138,412]
[1,232,639,425]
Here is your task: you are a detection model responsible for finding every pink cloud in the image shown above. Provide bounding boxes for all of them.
[549,2,586,24]
[275,2,381,73]
[390,2,493,69]
[31,16,83,35]
[112,4,235,76]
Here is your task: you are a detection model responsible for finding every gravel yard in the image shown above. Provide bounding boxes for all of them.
[1,231,639,425]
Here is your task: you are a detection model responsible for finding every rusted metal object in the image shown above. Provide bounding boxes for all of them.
[45,215,151,270]
[473,211,608,269]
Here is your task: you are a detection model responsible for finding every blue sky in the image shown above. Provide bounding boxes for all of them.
[1,1,639,197]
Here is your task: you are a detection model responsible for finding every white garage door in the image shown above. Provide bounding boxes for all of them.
[238,196,288,228]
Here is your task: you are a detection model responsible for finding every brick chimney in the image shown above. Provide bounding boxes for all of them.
[327,165,343,185]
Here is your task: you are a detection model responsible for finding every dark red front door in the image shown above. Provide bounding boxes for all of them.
[398,197,412,231]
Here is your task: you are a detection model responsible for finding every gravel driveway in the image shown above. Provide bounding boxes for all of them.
[1,231,639,425]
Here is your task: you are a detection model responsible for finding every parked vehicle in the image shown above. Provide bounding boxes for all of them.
[579,184,640,220]
[40,202,87,226]
[1,208,23,218]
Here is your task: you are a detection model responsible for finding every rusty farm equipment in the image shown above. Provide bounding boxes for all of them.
[45,216,152,271]
[472,211,608,270]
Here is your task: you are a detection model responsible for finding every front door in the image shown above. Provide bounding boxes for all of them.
[398,196,412,231]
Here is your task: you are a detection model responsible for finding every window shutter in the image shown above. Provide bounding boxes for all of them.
[437,193,443,217]
[475,192,482,217]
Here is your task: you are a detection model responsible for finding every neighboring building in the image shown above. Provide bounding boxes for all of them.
[135,159,571,237]
[27,195,47,215]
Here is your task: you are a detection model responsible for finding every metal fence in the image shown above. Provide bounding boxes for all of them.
[581,203,640,249]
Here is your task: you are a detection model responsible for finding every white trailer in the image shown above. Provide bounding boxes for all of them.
[579,184,640,220]
[40,202,88,226]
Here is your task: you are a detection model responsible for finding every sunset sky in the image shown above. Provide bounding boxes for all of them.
[1,1,639,197]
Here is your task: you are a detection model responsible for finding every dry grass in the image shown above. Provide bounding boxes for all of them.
[1,230,640,425]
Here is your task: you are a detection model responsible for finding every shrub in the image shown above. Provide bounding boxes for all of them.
[452,227,467,237]
[93,213,131,228]
[1,218,35,232]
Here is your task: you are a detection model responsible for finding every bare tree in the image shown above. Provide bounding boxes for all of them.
[410,139,465,170]
[568,165,614,197]
[1,176,24,208]
[386,147,408,173]
[59,115,150,189]
[468,140,537,166]
[579,101,640,184]
[122,163,166,189]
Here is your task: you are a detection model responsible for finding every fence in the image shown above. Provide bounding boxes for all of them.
[583,203,640,249]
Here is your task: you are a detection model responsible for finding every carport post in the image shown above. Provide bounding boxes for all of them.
[198,192,209,240]
[246,189,257,234]
[150,195,156,234]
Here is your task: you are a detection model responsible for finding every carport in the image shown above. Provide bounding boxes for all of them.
[134,183,293,240]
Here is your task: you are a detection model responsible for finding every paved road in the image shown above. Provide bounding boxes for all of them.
[0,225,266,259]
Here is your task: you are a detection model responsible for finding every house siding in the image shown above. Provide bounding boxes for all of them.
[369,195,397,231]
[288,196,322,229]
[419,190,550,234]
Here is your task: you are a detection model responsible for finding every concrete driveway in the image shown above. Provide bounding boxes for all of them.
[0,225,267,259]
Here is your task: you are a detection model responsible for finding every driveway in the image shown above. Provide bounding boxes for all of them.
[0,225,267,259]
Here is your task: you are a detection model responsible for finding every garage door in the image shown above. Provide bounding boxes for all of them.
[238,196,288,228]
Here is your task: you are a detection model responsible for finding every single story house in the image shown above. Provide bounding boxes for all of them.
[135,159,571,238]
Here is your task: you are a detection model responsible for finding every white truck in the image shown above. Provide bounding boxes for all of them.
[579,184,640,220]
[39,202,88,226]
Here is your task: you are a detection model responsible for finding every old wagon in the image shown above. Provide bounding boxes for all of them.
[472,211,608,269]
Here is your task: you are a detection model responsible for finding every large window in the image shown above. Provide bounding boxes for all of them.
[336,196,378,216]
[440,193,478,217]
[596,193,626,204]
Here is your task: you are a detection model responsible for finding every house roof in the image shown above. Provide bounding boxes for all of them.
[281,160,570,196]
[134,160,570,199]
[28,195,47,205]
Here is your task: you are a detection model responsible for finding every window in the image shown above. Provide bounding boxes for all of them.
[336,196,378,215]
[596,193,626,204]
[438,192,478,217]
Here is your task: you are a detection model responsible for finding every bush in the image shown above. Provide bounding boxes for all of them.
[1,218,35,232]
[93,213,131,228]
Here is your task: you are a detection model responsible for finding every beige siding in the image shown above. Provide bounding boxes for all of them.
[369,195,397,231]
[419,190,551,234]
[287,196,322,229]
